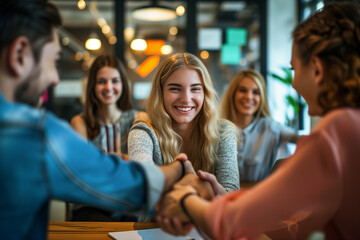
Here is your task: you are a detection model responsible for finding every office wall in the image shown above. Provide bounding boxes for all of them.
[267,0,297,124]
[267,0,312,134]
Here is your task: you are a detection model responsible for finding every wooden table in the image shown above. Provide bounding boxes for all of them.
[47,221,159,240]
[47,221,271,240]
[240,181,257,190]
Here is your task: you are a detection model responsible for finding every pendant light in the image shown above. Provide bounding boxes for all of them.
[132,0,176,22]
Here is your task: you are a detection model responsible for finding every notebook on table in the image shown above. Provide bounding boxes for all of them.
[108,228,203,240]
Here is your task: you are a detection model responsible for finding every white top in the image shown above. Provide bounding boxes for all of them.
[238,117,299,182]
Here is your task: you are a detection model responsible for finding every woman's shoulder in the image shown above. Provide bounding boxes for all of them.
[218,118,235,129]
[130,121,157,137]
[218,119,239,136]
[131,120,152,130]
[315,108,360,131]
[70,113,86,127]
[70,113,88,139]
[326,108,360,121]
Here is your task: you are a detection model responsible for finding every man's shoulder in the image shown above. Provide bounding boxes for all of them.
[0,101,47,125]
[0,101,69,134]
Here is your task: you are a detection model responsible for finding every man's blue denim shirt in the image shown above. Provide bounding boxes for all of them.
[0,92,164,240]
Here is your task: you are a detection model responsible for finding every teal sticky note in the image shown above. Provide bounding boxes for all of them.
[227,28,247,46]
[221,44,241,65]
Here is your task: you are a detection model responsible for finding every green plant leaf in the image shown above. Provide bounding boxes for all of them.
[270,73,289,85]
[270,67,293,86]
[281,67,293,85]
[286,95,299,114]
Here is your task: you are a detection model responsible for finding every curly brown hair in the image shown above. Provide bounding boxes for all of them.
[292,2,360,114]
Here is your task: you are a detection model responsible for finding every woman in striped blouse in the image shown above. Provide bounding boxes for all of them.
[70,55,146,221]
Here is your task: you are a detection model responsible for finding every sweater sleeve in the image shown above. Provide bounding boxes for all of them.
[215,123,240,191]
[128,124,156,165]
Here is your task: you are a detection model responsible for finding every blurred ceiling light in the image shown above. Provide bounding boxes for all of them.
[176,5,185,16]
[85,33,101,50]
[169,26,178,36]
[132,1,176,22]
[62,37,70,46]
[130,39,147,51]
[97,18,106,27]
[124,27,135,42]
[77,0,86,10]
[200,50,209,60]
[75,52,83,61]
[102,25,110,34]
[161,45,173,55]
[109,36,117,45]
[128,59,137,69]
[83,51,90,61]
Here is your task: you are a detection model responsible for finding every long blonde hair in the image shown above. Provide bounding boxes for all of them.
[221,69,270,123]
[146,53,221,172]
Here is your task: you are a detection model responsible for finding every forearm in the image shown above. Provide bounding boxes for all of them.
[183,195,213,238]
[159,161,183,192]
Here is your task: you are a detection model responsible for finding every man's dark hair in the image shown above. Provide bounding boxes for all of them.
[0,0,62,62]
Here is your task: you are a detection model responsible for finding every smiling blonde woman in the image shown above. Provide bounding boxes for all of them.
[221,69,300,182]
[128,53,240,193]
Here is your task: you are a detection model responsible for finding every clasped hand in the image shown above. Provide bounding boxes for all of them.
[157,154,225,223]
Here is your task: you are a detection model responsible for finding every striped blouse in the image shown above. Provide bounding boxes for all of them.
[91,109,137,154]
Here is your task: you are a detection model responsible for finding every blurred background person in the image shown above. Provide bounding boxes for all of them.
[71,55,147,159]
[70,55,146,221]
[221,69,300,182]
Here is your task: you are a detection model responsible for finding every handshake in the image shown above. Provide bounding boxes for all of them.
[156,153,227,236]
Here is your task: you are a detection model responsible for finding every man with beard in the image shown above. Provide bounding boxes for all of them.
[0,1,209,239]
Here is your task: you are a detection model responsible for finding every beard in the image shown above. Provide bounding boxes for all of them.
[14,67,46,107]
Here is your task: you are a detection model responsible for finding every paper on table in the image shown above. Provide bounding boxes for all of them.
[108,228,204,240]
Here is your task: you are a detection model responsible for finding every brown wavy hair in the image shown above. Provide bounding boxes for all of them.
[292,2,360,114]
[83,55,133,139]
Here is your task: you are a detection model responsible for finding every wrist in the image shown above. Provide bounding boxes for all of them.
[161,160,185,191]
[180,192,199,223]
[177,159,186,180]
